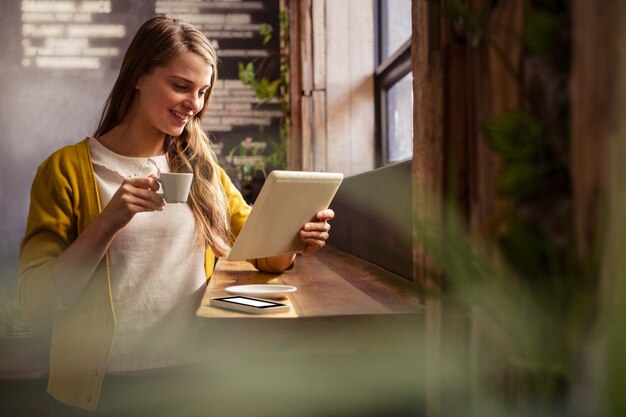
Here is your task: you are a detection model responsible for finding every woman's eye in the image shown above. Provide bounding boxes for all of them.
[199,90,207,97]
[174,84,187,91]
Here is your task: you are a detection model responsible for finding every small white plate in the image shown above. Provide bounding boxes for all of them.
[225,284,297,299]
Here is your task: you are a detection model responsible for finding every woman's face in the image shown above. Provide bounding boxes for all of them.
[135,51,213,137]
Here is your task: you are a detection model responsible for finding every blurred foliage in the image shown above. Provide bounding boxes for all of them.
[427,0,596,414]
[0,287,31,337]
[416,203,567,375]
[483,111,546,197]
[237,10,289,107]
[227,137,268,182]
[496,161,544,197]
[601,4,626,415]
[236,9,290,176]
[438,0,487,47]
[226,136,286,184]
[260,23,273,46]
[522,9,561,55]
[264,134,287,169]
[483,3,587,410]
[483,111,544,161]
[238,62,282,102]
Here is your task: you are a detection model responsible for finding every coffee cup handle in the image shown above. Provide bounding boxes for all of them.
[146,158,164,197]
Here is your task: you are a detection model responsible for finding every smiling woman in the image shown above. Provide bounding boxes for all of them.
[18,15,335,416]
[134,54,213,138]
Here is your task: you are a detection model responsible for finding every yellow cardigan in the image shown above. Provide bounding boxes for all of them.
[18,138,268,410]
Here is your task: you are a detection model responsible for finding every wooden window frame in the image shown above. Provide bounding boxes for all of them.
[374,0,412,167]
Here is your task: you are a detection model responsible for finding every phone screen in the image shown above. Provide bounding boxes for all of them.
[219,296,283,308]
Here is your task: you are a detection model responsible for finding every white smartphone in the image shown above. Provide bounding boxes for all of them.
[210,295,290,314]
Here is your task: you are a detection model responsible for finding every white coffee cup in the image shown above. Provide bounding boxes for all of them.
[157,172,193,203]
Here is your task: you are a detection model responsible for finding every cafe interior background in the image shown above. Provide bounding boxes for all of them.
[1,0,626,416]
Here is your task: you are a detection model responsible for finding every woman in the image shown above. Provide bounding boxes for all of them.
[19,16,333,414]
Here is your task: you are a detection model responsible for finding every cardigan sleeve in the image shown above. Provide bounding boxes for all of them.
[18,155,79,323]
[218,166,250,237]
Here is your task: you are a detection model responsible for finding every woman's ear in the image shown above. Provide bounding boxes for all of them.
[135,75,145,90]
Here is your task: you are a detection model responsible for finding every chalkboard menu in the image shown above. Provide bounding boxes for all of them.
[0,0,281,286]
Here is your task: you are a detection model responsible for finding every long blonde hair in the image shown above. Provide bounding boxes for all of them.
[95,16,233,257]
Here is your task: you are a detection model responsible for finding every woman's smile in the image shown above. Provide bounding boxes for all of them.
[170,109,191,125]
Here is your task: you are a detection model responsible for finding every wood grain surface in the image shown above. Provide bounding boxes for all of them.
[197,247,423,319]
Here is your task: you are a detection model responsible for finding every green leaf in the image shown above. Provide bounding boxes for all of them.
[497,162,543,198]
[483,111,544,161]
[253,78,281,101]
[266,79,281,98]
[437,0,485,47]
[522,9,560,55]
[499,214,551,279]
[238,62,257,86]
[260,23,274,46]
[264,138,287,169]
[279,10,289,33]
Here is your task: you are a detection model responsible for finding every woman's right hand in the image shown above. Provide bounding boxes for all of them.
[100,177,165,231]
[51,177,164,307]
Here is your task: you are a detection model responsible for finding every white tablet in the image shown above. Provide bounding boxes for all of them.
[227,170,343,261]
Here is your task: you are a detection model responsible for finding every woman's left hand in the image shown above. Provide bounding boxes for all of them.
[300,209,335,255]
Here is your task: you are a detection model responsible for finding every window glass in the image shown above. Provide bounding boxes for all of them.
[381,0,412,61]
[386,71,413,163]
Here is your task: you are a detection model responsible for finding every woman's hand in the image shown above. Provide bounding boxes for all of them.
[300,209,335,255]
[261,209,335,272]
[52,176,164,307]
[100,177,165,231]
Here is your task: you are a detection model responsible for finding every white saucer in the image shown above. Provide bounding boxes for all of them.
[225,284,297,299]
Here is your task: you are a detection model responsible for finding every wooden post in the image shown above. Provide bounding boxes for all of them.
[412,1,445,416]
[288,0,303,170]
[311,0,327,172]
[570,0,620,258]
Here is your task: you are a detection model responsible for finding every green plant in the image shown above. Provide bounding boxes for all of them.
[522,8,562,55]
[264,134,287,169]
[238,62,282,102]
[435,0,522,83]
[226,135,287,184]
[226,137,268,183]
[429,0,585,412]
[236,9,290,174]
[237,10,290,106]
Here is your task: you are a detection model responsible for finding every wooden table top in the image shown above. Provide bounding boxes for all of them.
[197,246,424,319]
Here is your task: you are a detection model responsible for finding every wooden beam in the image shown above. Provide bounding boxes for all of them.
[412,0,444,291]
[570,0,620,258]
[288,0,303,170]
[312,90,327,171]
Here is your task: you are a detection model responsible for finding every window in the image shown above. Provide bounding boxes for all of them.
[375,0,413,165]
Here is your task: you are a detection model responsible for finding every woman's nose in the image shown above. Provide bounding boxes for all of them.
[184,95,202,113]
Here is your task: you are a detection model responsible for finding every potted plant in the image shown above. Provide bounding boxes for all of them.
[229,10,289,205]
[226,136,286,204]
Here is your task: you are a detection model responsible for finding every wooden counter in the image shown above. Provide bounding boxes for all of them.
[197,246,424,319]
[187,248,426,416]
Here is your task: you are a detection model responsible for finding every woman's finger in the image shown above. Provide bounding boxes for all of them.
[120,192,164,212]
[299,230,330,241]
[120,178,164,208]
[316,209,335,221]
[126,176,160,191]
[301,238,326,254]
[302,221,331,233]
